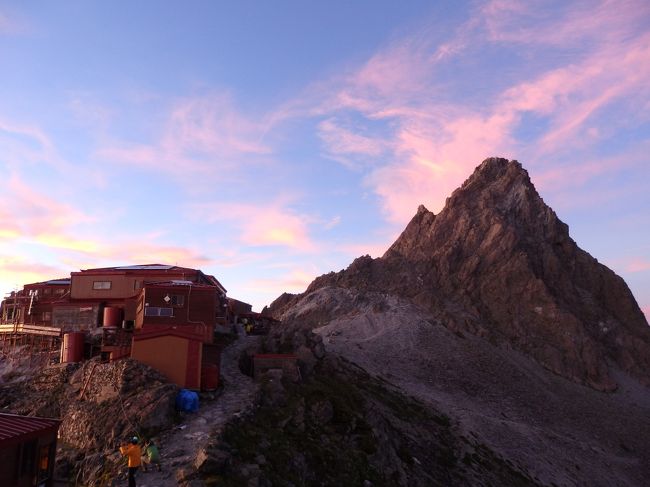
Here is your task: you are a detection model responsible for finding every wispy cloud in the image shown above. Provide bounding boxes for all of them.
[249,267,318,294]
[623,258,650,273]
[308,0,650,223]
[0,256,69,293]
[0,173,217,277]
[318,118,387,169]
[190,200,317,252]
[534,151,648,193]
[0,9,25,36]
[96,92,274,181]
[481,0,649,47]
[67,92,115,129]
[323,216,341,230]
[0,174,94,240]
[0,117,70,172]
[101,241,213,269]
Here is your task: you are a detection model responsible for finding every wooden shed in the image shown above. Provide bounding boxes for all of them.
[0,413,60,487]
[131,328,203,389]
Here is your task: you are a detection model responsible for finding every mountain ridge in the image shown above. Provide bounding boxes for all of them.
[271,157,650,391]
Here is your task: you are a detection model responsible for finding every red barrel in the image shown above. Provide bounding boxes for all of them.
[61,332,85,363]
[201,364,220,391]
[103,307,122,327]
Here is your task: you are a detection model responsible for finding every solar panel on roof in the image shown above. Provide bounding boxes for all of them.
[114,265,174,270]
[45,279,71,285]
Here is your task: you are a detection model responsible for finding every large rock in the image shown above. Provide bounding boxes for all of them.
[58,359,178,449]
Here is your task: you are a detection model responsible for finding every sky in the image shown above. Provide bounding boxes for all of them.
[0,1,649,317]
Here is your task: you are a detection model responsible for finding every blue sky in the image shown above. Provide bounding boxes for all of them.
[1,0,649,316]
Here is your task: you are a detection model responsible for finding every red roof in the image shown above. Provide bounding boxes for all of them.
[133,326,205,342]
[0,413,60,448]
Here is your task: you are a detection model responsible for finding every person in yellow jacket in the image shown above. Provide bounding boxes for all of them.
[119,437,142,487]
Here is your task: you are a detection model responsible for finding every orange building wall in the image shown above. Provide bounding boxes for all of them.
[70,270,200,300]
[131,335,201,389]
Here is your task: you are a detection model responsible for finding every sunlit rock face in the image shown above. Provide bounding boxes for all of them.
[273,157,650,391]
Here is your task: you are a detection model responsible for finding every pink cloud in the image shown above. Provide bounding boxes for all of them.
[352,41,432,99]
[642,306,650,322]
[100,241,213,269]
[191,201,317,252]
[0,175,95,241]
[96,144,158,167]
[0,118,52,149]
[96,92,273,179]
[323,216,341,230]
[309,0,650,226]
[360,108,516,222]
[624,258,650,273]
[0,257,69,293]
[0,173,216,274]
[249,268,318,294]
[318,118,387,164]
[0,117,70,172]
[167,94,269,155]
[534,159,616,191]
[482,0,650,47]
[0,10,25,36]
[68,93,114,128]
[241,211,313,250]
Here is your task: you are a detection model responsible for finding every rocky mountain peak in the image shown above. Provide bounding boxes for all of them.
[446,157,547,222]
[277,157,650,392]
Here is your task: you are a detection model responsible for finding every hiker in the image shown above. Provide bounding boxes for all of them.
[119,436,142,487]
[141,439,162,472]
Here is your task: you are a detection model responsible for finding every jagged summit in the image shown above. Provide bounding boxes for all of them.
[274,157,650,391]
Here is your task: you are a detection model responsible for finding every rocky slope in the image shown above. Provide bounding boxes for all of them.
[0,353,178,485]
[211,353,541,487]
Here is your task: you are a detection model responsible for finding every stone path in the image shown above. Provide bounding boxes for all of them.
[138,333,260,487]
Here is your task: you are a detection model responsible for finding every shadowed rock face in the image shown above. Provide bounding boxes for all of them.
[273,157,650,391]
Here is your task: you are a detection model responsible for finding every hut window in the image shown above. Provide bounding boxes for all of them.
[144,307,173,317]
[93,281,112,290]
[171,295,185,306]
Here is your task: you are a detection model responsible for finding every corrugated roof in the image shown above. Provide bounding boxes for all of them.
[0,413,60,445]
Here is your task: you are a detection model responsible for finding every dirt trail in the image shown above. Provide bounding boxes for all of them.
[136,333,261,487]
